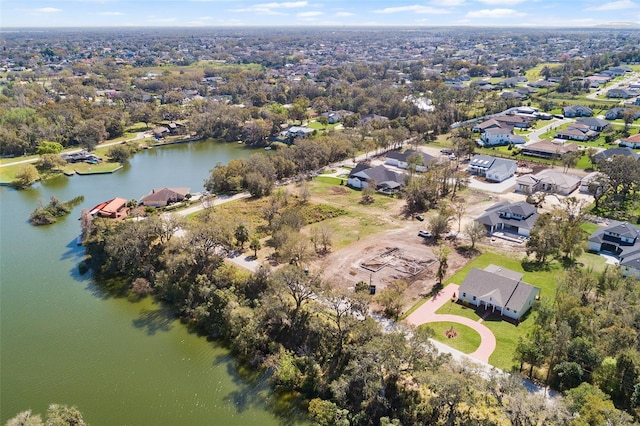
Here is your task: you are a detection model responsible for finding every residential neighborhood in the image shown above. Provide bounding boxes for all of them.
[3,24,640,426]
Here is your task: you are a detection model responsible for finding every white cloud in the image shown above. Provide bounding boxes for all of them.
[587,1,638,11]
[465,8,525,18]
[97,11,123,16]
[297,11,323,17]
[476,0,525,5]
[230,1,307,14]
[375,5,451,14]
[434,0,467,5]
[33,7,62,13]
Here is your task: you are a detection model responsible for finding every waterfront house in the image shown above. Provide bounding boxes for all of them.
[88,197,129,219]
[140,187,190,207]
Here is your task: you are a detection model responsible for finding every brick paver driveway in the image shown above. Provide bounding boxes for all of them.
[405,284,497,363]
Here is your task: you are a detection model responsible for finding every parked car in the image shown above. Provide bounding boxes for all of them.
[418,230,432,238]
[440,148,452,154]
[415,215,424,221]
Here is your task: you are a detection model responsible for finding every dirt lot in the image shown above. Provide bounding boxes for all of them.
[308,189,530,312]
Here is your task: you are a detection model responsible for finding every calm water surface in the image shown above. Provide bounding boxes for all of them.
[0,141,293,425]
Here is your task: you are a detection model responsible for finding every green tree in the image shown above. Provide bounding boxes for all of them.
[12,164,39,189]
[36,153,66,172]
[526,212,561,264]
[73,118,107,151]
[107,145,132,164]
[435,244,451,285]
[36,141,63,155]
[465,221,486,249]
[375,279,407,320]
[234,224,249,249]
[249,235,262,258]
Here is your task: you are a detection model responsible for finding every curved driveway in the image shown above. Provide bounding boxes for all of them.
[405,284,497,363]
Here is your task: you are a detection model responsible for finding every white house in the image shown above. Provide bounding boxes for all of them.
[475,201,539,237]
[458,265,540,321]
[480,128,525,147]
[467,155,518,183]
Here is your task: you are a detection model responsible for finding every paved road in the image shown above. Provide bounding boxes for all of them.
[0,131,151,168]
[585,71,640,101]
[525,117,574,144]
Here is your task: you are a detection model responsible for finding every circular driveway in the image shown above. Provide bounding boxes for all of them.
[405,284,497,363]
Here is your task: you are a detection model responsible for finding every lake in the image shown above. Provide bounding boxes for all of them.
[0,140,294,425]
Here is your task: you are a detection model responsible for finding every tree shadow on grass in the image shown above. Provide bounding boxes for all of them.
[132,306,174,335]
[521,258,551,272]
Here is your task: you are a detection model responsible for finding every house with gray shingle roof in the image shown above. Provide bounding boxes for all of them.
[576,117,610,132]
[475,201,539,237]
[346,164,405,193]
[516,169,581,195]
[594,147,640,163]
[588,221,640,279]
[563,105,593,118]
[458,265,540,321]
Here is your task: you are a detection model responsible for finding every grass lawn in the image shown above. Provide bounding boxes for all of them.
[431,250,566,370]
[69,161,122,174]
[307,121,340,131]
[580,221,599,235]
[212,179,401,248]
[576,251,610,273]
[420,321,481,354]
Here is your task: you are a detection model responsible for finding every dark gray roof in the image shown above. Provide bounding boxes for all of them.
[576,117,609,128]
[350,164,405,186]
[475,201,538,231]
[459,267,539,313]
[386,149,434,165]
[594,147,640,162]
[469,154,497,168]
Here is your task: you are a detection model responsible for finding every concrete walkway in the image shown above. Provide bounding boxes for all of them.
[405,284,497,363]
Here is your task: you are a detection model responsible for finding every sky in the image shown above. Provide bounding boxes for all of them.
[2,0,640,28]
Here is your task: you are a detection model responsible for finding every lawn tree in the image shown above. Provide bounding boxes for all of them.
[234,224,250,249]
[554,197,588,261]
[465,221,486,249]
[562,150,580,173]
[588,173,611,210]
[107,144,132,163]
[36,153,66,172]
[435,245,451,285]
[526,212,561,264]
[249,235,261,257]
